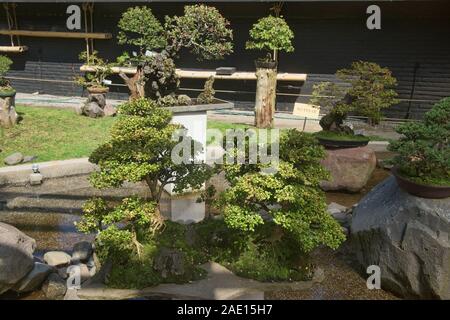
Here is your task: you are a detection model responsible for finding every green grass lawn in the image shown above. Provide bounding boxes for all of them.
[0,105,116,167]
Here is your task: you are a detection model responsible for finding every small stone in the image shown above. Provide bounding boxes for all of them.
[103,104,117,117]
[71,241,93,263]
[327,202,347,213]
[22,155,37,163]
[29,173,43,186]
[42,273,67,300]
[12,262,54,293]
[4,152,23,165]
[77,264,91,283]
[43,251,71,267]
[82,102,104,118]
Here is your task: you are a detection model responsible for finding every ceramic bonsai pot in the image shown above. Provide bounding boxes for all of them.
[391,167,450,199]
[87,86,109,94]
[254,59,277,69]
[316,136,370,149]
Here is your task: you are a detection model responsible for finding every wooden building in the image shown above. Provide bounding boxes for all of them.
[1,0,450,119]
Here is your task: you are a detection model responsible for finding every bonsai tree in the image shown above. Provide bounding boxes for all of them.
[217,130,345,254]
[246,15,294,128]
[0,55,13,93]
[388,97,450,187]
[116,5,233,101]
[310,81,354,135]
[337,61,399,125]
[246,15,294,64]
[77,98,211,256]
[76,50,112,92]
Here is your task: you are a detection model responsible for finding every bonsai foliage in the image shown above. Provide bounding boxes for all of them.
[197,76,216,104]
[76,50,112,89]
[388,97,450,186]
[116,5,233,101]
[217,130,345,253]
[78,98,211,257]
[0,55,12,88]
[337,61,399,125]
[246,15,294,62]
[165,4,234,60]
[117,6,167,58]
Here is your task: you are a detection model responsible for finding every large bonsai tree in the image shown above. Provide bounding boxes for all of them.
[337,61,399,125]
[388,97,450,186]
[77,98,211,257]
[217,130,345,253]
[116,5,233,101]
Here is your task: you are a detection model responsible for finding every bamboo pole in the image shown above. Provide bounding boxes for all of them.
[0,30,112,39]
[0,46,28,53]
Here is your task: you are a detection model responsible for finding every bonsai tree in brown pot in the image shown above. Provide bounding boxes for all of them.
[76,51,114,117]
[388,97,450,198]
[0,55,17,128]
[245,14,294,128]
[116,4,233,103]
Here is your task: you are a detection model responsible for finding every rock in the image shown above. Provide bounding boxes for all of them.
[42,273,67,300]
[12,262,55,293]
[320,146,376,192]
[103,104,117,117]
[29,173,43,186]
[0,222,36,294]
[153,248,185,279]
[77,263,91,283]
[57,266,68,280]
[64,288,81,300]
[81,102,104,118]
[0,95,18,128]
[71,241,93,263]
[351,176,450,299]
[75,104,83,115]
[22,155,37,163]
[88,93,106,108]
[4,152,24,166]
[327,202,347,214]
[43,251,71,267]
[377,158,394,170]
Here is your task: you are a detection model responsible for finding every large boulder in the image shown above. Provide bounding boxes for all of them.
[0,222,36,294]
[12,262,55,293]
[4,152,24,166]
[320,146,376,192]
[351,176,450,299]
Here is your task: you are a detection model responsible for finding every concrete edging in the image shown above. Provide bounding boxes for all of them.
[0,158,97,186]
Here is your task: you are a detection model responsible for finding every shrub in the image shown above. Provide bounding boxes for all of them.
[0,55,13,88]
[246,15,294,62]
[337,61,399,125]
[388,98,450,186]
[217,130,345,254]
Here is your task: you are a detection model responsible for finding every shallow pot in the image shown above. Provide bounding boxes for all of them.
[0,88,16,98]
[316,136,370,149]
[87,86,109,94]
[255,59,277,69]
[391,167,450,199]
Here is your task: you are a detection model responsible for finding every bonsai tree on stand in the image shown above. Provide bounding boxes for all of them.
[116,5,233,102]
[312,61,398,148]
[76,51,114,117]
[246,14,294,128]
[0,55,17,128]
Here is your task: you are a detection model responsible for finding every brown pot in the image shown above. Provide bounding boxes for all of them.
[87,86,109,94]
[255,59,277,69]
[391,167,450,199]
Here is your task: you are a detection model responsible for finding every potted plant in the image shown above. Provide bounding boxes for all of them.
[0,55,17,128]
[245,15,294,128]
[116,4,233,102]
[312,61,398,148]
[388,97,450,198]
[76,50,112,94]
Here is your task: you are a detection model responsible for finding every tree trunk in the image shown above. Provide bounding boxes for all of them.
[119,66,145,101]
[254,67,277,128]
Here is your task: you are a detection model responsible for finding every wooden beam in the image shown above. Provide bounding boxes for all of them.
[0,30,112,40]
[0,45,28,52]
[80,65,307,82]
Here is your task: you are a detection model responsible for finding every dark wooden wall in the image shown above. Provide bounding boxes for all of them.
[1,1,449,119]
